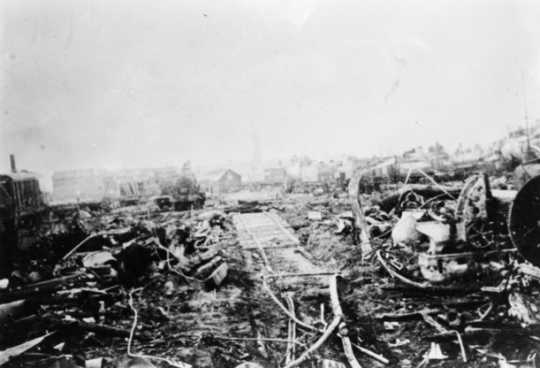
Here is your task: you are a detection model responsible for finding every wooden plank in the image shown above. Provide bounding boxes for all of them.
[234,212,300,250]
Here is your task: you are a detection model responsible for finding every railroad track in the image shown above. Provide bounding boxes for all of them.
[233,211,325,277]
[233,211,367,368]
[233,212,299,250]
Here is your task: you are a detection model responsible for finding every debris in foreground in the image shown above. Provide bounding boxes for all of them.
[3,167,540,367]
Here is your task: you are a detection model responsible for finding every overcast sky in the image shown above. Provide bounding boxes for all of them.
[2,0,540,173]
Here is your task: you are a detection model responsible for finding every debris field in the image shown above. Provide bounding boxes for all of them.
[1,172,540,368]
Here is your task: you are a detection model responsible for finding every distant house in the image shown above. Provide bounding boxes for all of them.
[263,168,288,184]
[112,169,161,199]
[200,169,242,193]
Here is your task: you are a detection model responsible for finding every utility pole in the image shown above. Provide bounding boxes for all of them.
[521,70,533,160]
[9,154,17,173]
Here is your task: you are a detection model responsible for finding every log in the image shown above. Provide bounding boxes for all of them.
[375,309,440,321]
[0,300,26,324]
[328,275,362,368]
[0,332,54,366]
[45,317,133,338]
[194,257,222,279]
[204,263,228,288]
[285,293,296,365]
[282,316,341,368]
[261,278,321,333]
[265,272,336,279]
[0,273,88,303]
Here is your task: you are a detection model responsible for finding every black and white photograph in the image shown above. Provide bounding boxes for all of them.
[1,0,540,367]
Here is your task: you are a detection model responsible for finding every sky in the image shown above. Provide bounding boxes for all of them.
[2,0,540,174]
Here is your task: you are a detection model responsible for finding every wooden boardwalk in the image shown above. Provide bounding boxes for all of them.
[233,212,300,250]
[233,211,324,276]
[232,212,365,367]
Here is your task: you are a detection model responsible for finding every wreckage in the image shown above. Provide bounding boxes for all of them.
[348,163,540,282]
[0,204,233,367]
[0,169,45,277]
[3,157,540,367]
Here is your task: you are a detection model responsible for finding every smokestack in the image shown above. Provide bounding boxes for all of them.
[9,154,16,173]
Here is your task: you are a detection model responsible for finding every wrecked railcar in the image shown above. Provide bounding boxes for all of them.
[0,172,45,277]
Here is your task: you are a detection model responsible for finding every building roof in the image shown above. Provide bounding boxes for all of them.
[0,171,40,182]
[199,168,241,182]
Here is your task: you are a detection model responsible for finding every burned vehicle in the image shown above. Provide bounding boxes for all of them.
[146,195,174,211]
[162,174,205,211]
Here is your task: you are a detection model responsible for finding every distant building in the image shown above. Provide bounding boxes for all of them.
[452,144,487,167]
[264,168,288,184]
[398,158,431,172]
[427,142,450,170]
[112,169,160,199]
[317,162,337,182]
[152,167,181,186]
[52,169,108,203]
[200,169,242,193]
[52,167,177,203]
[339,156,361,179]
[284,157,319,182]
[300,164,318,182]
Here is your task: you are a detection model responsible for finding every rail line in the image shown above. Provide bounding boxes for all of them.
[233,211,324,276]
[233,211,368,368]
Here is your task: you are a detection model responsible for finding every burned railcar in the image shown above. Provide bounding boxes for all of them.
[0,172,45,276]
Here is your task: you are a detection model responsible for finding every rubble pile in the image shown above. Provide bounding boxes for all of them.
[0,206,256,368]
[272,175,540,367]
[3,170,540,368]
